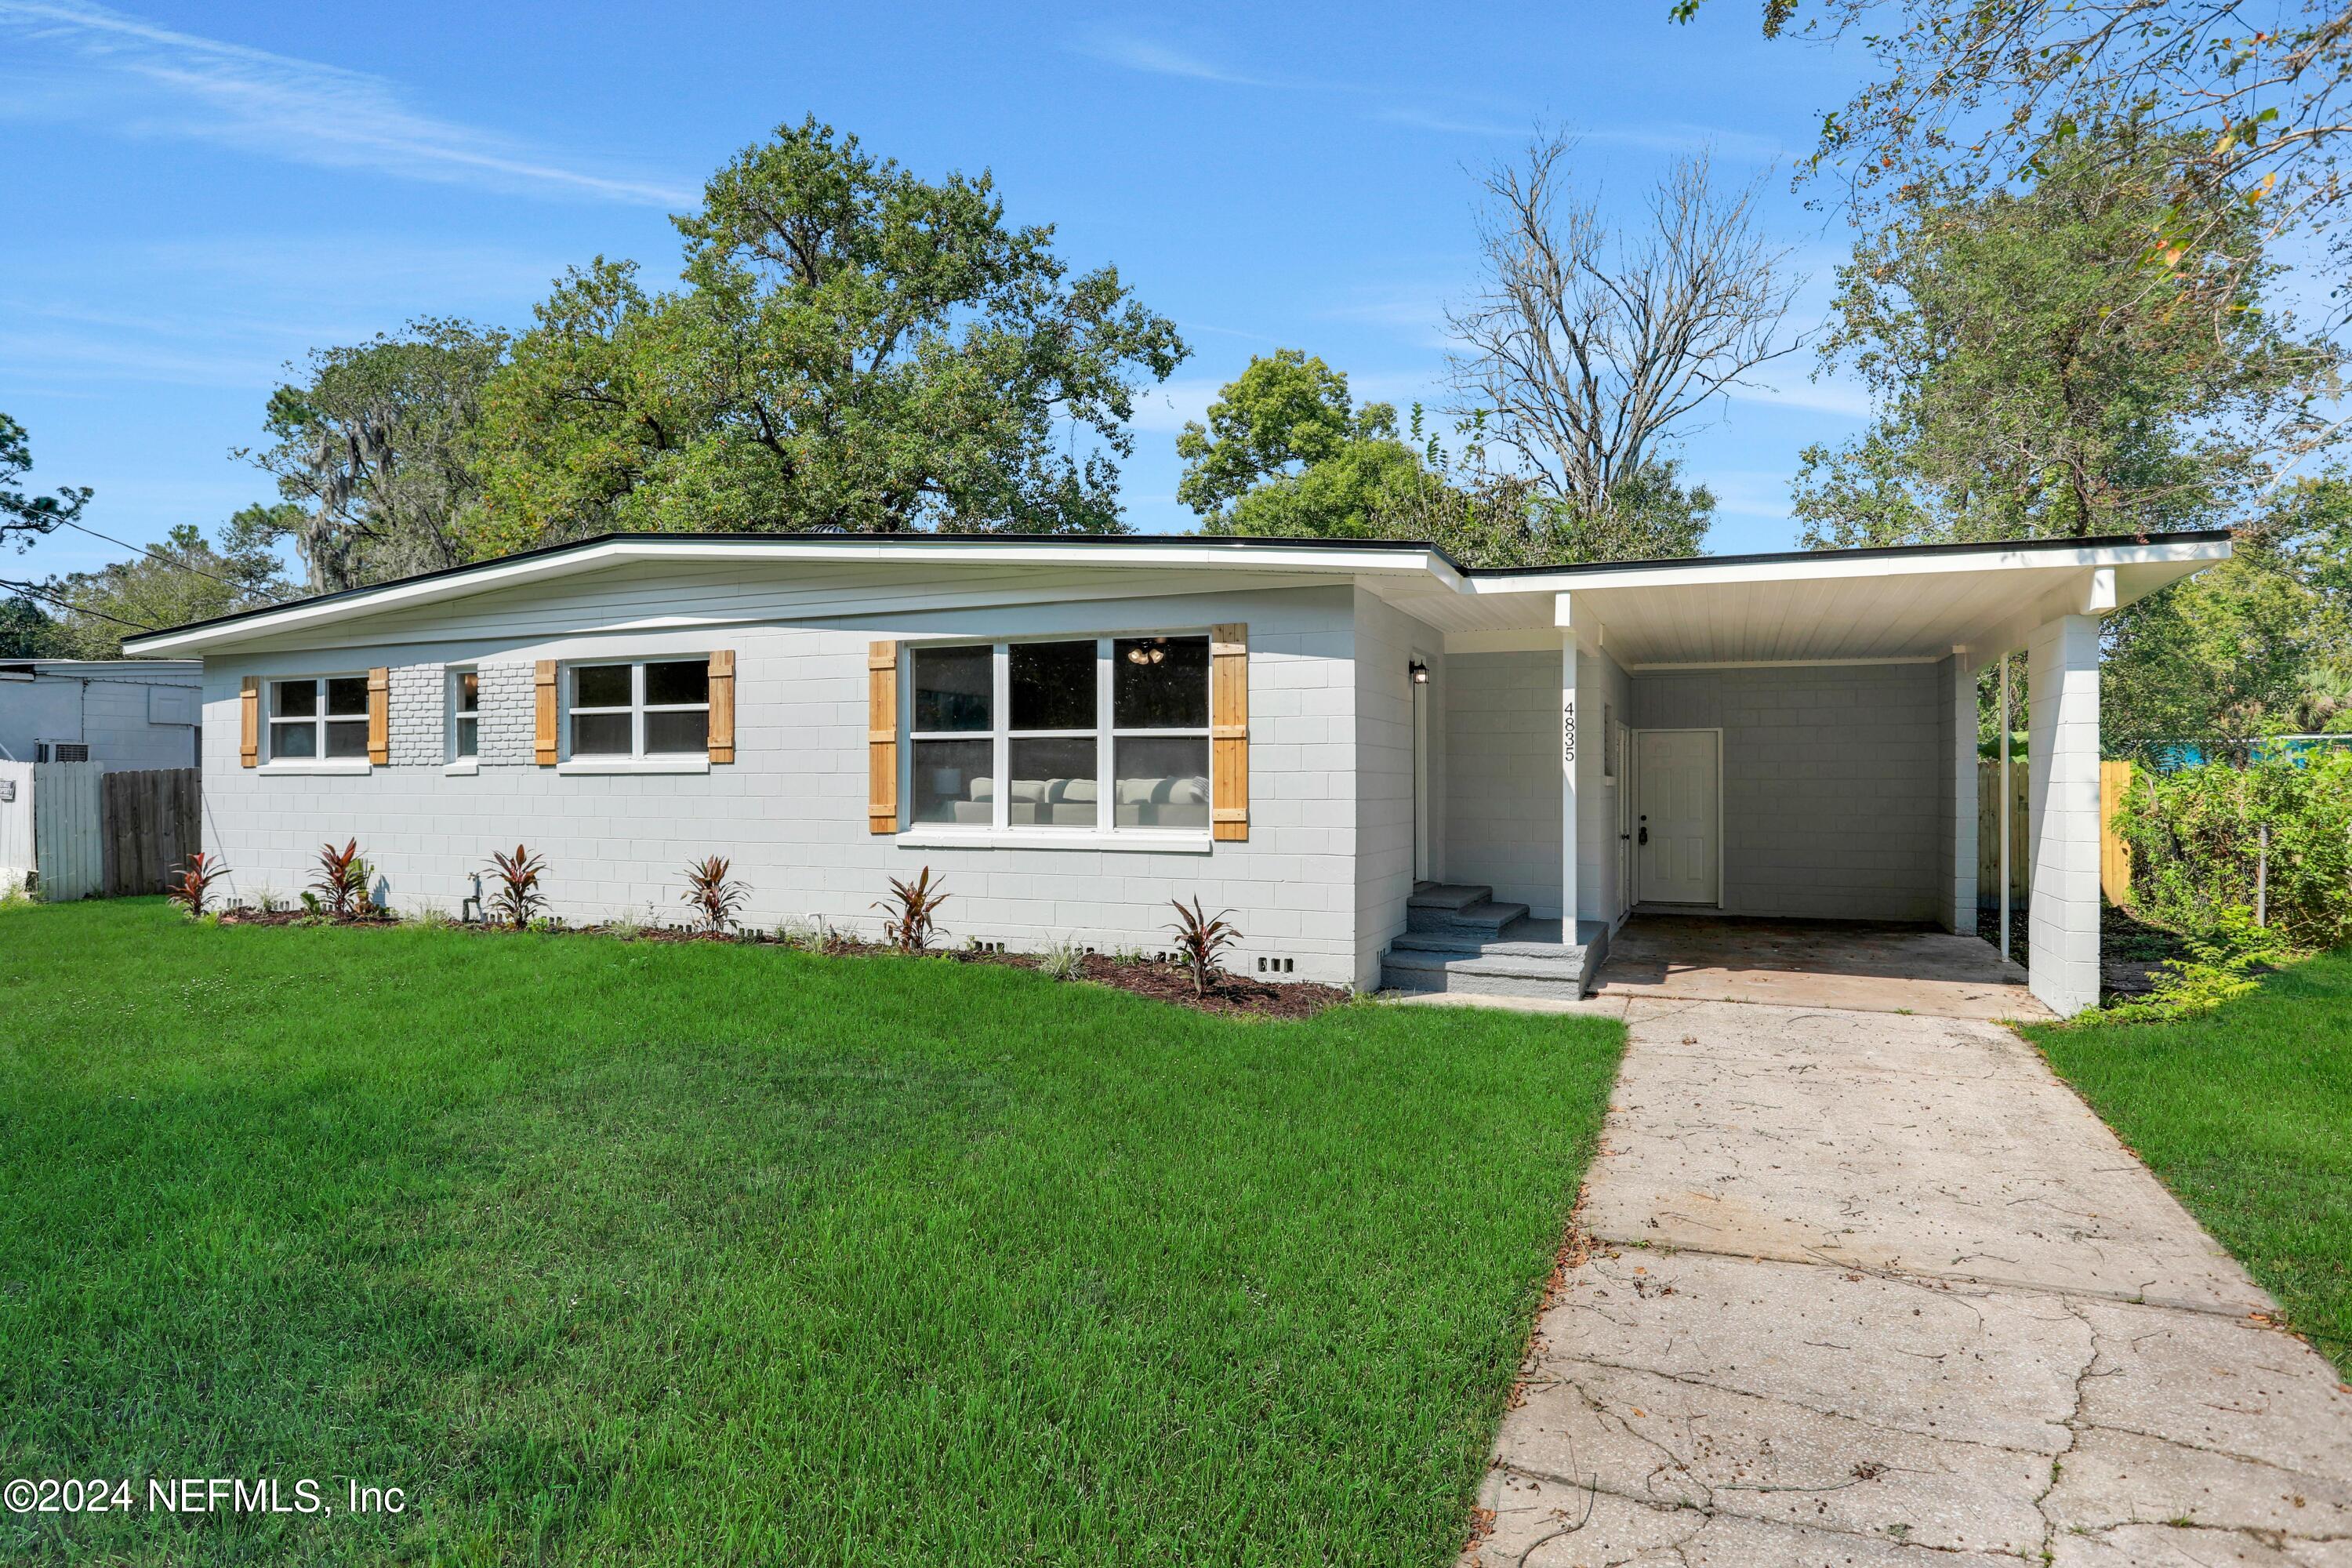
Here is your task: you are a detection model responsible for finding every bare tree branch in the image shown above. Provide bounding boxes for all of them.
[1446,135,1805,511]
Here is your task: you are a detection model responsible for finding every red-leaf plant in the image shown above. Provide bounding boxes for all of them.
[1164,897,1241,999]
[166,851,227,917]
[681,854,750,935]
[486,845,549,930]
[309,839,368,920]
[874,866,949,953]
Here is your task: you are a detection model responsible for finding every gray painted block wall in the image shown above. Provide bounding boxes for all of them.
[1630,662,1944,921]
[1443,651,1566,916]
[1438,644,1630,925]
[198,584,1375,986]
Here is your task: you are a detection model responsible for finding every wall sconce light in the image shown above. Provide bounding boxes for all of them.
[1408,659,1430,685]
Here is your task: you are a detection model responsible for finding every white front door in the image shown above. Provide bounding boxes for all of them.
[1636,729,1719,906]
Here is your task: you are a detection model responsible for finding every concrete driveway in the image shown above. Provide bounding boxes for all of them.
[1465,996,2352,1566]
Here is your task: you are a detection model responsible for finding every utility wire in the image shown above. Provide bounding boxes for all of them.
[0,579,159,633]
[53,518,289,603]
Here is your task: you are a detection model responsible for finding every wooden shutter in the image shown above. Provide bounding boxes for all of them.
[1210,623,1248,841]
[366,667,390,764]
[708,649,736,763]
[868,641,898,833]
[534,660,559,764]
[239,676,259,768]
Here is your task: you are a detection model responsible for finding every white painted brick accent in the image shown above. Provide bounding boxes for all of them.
[387,663,444,766]
[477,662,536,766]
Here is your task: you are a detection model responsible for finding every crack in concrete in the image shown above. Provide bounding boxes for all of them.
[1582,1232,2273,1319]
[2032,1299,2103,1566]
[1528,1350,2071,1461]
[1490,1459,1999,1561]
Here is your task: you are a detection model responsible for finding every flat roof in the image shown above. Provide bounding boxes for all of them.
[121,527,2235,657]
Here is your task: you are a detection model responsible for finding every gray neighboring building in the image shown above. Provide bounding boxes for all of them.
[0,659,201,770]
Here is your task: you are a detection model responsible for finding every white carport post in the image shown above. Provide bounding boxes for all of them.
[1948,648,1979,935]
[2024,573,2111,1016]
[1555,592,1580,927]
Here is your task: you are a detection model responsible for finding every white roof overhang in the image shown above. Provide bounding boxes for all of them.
[122,529,2230,662]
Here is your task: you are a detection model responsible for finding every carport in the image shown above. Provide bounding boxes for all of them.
[1377,530,2233,1017]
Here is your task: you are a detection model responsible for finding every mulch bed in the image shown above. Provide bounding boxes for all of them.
[202,906,1348,1020]
[1974,901,2194,1000]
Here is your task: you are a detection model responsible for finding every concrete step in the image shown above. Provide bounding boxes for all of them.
[1380,916,1613,1002]
[1406,882,1494,913]
[1380,947,1593,1001]
[1407,897,1531,937]
[1388,926,1579,958]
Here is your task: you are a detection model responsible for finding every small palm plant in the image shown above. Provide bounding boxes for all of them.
[874,866,949,953]
[485,845,549,930]
[681,855,750,935]
[165,851,227,917]
[1164,897,1241,999]
[310,839,365,920]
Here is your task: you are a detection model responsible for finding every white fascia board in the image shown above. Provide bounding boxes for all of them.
[1460,535,2232,595]
[124,539,1456,655]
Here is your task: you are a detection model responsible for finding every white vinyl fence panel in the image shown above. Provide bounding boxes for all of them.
[0,761,31,895]
[31,761,101,901]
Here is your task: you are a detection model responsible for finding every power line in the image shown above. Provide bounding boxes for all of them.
[53,518,289,603]
[0,579,160,633]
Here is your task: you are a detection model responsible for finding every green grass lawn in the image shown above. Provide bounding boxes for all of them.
[0,899,1621,1566]
[2026,949,2352,1377]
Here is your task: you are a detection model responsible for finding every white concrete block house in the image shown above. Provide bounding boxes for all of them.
[123,529,2232,1017]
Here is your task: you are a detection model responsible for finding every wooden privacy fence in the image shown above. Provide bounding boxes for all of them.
[1975,757,2136,909]
[0,764,199,901]
[2100,760,2134,907]
[100,767,201,898]
[1976,758,2032,905]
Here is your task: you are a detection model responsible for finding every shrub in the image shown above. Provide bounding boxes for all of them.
[310,840,367,921]
[681,855,750,935]
[485,845,549,930]
[165,851,227,918]
[775,916,828,951]
[875,867,948,953]
[1163,898,1240,999]
[2100,904,2294,1023]
[1037,936,1085,982]
[2118,750,2352,952]
[247,884,285,915]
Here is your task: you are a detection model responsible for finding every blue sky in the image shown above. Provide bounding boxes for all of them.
[2,0,1881,583]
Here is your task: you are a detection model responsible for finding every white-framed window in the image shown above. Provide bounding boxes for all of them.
[448,668,481,762]
[565,659,710,758]
[906,635,1211,833]
[267,674,369,761]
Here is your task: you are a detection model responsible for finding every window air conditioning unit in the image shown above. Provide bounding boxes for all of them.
[35,741,92,764]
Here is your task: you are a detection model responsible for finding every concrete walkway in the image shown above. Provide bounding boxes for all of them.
[1465,996,2352,1567]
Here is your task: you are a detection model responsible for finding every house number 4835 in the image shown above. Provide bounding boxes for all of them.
[1562,699,1577,765]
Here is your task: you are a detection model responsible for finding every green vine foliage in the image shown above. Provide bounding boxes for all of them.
[2117,750,2352,955]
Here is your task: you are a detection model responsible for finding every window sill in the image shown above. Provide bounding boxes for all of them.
[894,828,1215,854]
[258,760,372,776]
[557,757,710,775]
[445,760,480,776]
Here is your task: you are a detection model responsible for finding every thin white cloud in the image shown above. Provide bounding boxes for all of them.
[1071,34,1298,90]
[1374,107,1522,138]
[0,0,695,205]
